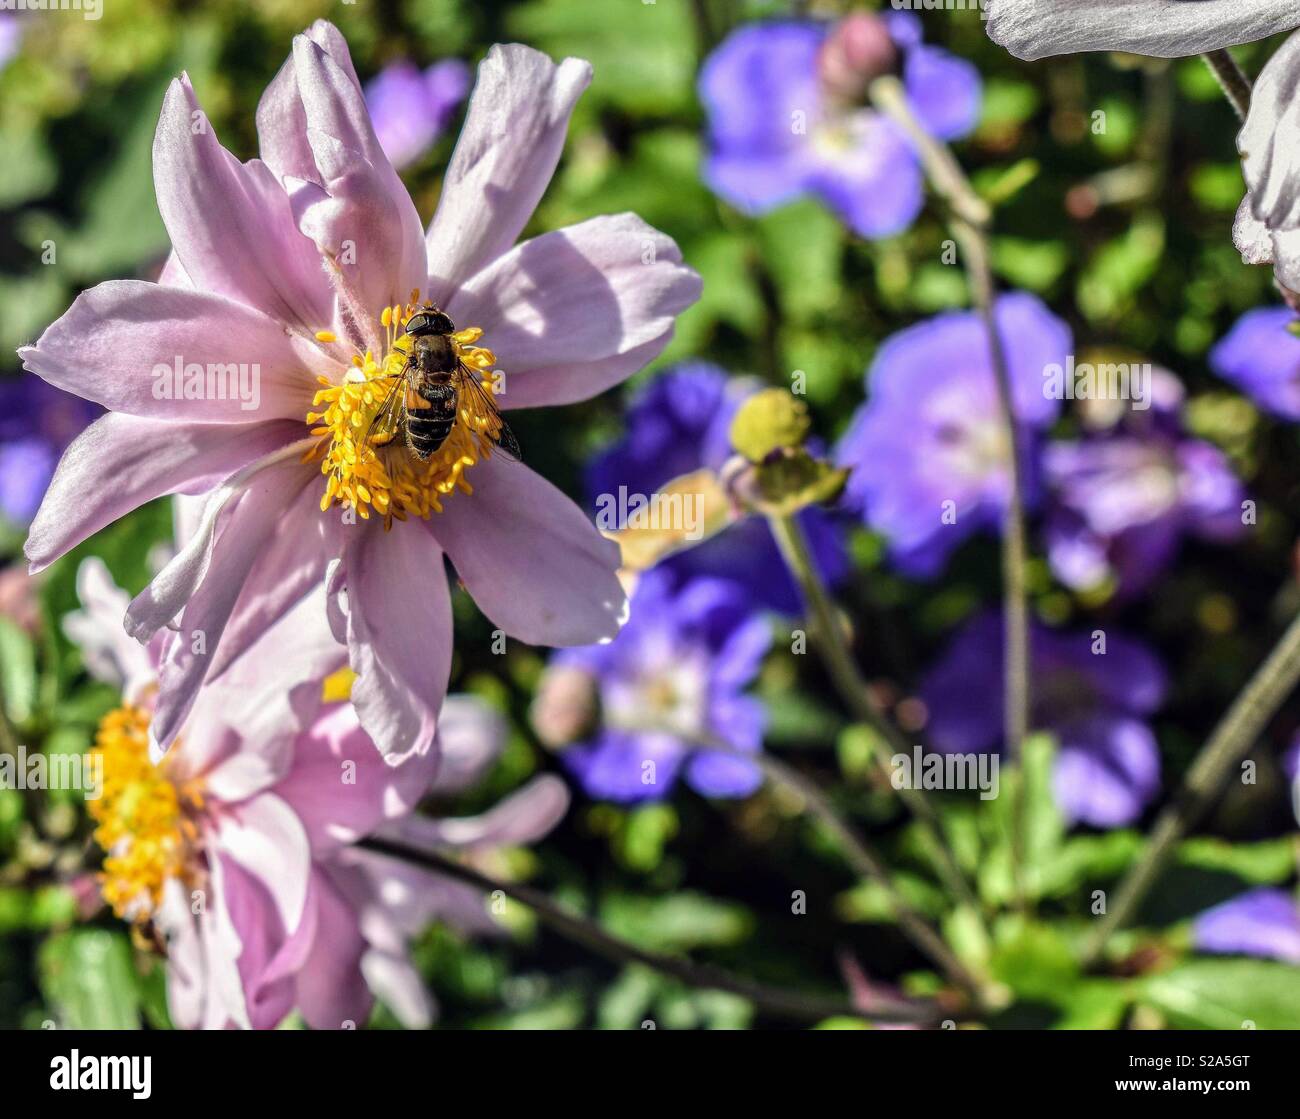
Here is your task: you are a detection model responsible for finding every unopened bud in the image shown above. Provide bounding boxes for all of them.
[730,389,810,464]
[819,13,898,104]
[531,665,600,750]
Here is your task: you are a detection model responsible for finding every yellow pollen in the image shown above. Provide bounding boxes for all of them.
[304,292,504,528]
[87,705,202,924]
[322,666,357,703]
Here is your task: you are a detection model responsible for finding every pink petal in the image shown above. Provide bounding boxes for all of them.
[25,412,301,573]
[19,280,340,422]
[429,694,508,796]
[335,523,451,764]
[197,853,255,1028]
[210,851,296,1029]
[449,213,700,409]
[61,558,155,698]
[176,590,344,787]
[157,879,205,1030]
[209,791,312,943]
[425,45,592,299]
[202,743,292,805]
[203,478,340,682]
[257,24,425,339]
[379,774,569,851]
[140,453,316,754]
[295,868,373,1030]
[359,949,434,1029]
[153,75,333,331]
[274,702,438,855]
[430,457,626,646]
[257,20,357,186]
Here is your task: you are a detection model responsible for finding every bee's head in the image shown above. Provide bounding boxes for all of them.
[405,308,455,337]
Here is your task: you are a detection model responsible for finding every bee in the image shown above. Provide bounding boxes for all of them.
[365,305,520,463]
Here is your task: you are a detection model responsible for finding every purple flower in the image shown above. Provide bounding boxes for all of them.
[554,569,771,803]
[0,378,97,525]
[1209,305,1300,419]
[1044,369,1245,598]
[699,13,980,238]
[1193,888,1300,965]
[586,363,848,613]
[0,13,23,69]
[919,612,1167,827]
[837,292,1071,578]
[364,59,471,170]
[20,23,701,764]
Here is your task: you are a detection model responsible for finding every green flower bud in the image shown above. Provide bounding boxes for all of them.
[730,389,811,464]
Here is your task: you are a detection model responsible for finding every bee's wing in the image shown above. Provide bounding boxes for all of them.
[459,362,521,462]
[363,372,406,451]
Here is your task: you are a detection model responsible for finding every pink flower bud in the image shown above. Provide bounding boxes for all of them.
[531,665,600,750]
[818,13,898,103]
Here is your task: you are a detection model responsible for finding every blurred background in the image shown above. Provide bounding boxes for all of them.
[1,0,1298,1029]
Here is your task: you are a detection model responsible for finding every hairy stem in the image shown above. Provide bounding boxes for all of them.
[767,514,989,942]
[870,75,1031,909]
[358,836,942,1025]
[1082,604,1300,966]
[1201,49,1252,122]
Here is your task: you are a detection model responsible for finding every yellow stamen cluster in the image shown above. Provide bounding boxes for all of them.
[304,291,504,528]
[87,705,203,924]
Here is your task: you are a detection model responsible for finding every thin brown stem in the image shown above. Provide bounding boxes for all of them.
[767,513,987,932]
[358,836,942,1026]
[1082,603,1300,967]
[1201,49,1252,122]
[870,74,1032,910]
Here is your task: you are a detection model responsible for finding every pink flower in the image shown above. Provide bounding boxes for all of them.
[22,21,701,763]
[71,557,569,1029]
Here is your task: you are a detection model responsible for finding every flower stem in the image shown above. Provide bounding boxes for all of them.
[358,836,941,1025]
[767,514,988,936]
[1081,603,1300,967]
[870,75,1032,910]
[1201,49,1252,122]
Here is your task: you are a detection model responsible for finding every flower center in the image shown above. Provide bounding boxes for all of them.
[304,292,501,527]
[87,704,203,924]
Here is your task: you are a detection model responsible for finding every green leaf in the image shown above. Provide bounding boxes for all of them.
[837,871,949,922]
[0,119,56,207]
[509,0,696,116]
[1037,830,1144,899]
[472,990,586,1030]
[1052,980,1134,1030]
[615,804,679,873]
[38,929,141,1029]
[1077,211,1165,324]
[1141,959,1300,1030]
[1177,837,1297,885]
[979,733,1064,905]
[992,236,1069,294]
[599,891,753,952]
[988,916,1079,1003]
[755,200,844,322]
[0,617,37,726]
